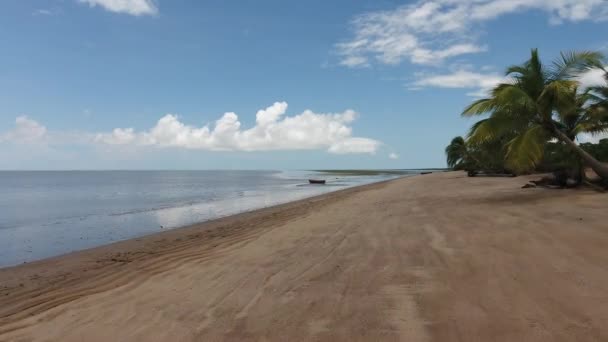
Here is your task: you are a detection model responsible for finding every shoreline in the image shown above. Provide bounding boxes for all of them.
[0,175,402,289]
[0,173,407,268]
[2,171,608,341]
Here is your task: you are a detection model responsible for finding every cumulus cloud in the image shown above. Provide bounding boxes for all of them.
[337,0,608,67]
[0,116,47,144]
[412,69,504,97]
[389,153,399,160]
[78,0,157,16]
[96,128,136,145]
[94,102,381,154]
[411,65,606,97]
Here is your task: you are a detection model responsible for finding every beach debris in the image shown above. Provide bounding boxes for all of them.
[529,170,589,189]
[522,183,536,189]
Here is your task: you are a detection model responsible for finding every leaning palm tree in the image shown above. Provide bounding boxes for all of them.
[463,49,608,180]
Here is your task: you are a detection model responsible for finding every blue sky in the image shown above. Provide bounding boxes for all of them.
[1,0,607,170]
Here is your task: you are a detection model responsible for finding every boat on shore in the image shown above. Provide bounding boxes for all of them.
[309,179,326,185]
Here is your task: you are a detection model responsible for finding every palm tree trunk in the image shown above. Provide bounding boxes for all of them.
[552,129,608,180]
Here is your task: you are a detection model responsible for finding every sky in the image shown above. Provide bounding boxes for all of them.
[1,0,607,170]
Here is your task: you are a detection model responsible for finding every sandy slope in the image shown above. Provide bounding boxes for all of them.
[1,172,608,341]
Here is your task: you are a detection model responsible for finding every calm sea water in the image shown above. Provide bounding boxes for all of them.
[0,170,416,267]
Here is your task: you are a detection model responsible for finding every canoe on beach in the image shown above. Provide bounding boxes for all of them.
[308,179,326,184]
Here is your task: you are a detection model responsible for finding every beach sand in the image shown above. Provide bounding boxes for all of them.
[1,171,608,341]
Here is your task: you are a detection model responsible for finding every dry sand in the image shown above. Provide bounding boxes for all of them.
[1,171,608,342]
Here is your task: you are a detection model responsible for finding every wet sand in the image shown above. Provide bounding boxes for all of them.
[1,171,607,341]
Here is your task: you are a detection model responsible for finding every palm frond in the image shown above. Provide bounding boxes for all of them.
[588,85,608,100]
[575,123,608,136]
[505,125,547,173]
[538,80,578,120]
[528,48,543,77]
[467,115,519,145]
[574,106,608,135]
[492,83,537,113]
[550,50,605,80]
[505,65,528,77]
[461,98,496,116]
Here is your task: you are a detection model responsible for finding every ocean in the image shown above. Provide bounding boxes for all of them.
[0,170,420,267]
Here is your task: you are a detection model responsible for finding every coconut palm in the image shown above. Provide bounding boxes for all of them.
[587,69,608,122]
[445,135,510,173]
[462,49,608,180]
[553,87,608,182]
[445,136,468,169]
[557,89,603,140]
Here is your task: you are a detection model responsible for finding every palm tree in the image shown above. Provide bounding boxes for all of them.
[445,136,468,169]
[445,135,509,174]
[587,69,608,124]
[462,49,608,180]
[554,87,608,182]
[557,89,600,140]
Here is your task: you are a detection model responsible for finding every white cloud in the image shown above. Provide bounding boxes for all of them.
[412,69,504,97]
[1,104,381,155]
[577,68,608,89]
[337,0,608,67]
[33,9,57,16]
[339,55,370,68]
[0,116,47,144]
[78,0,158,16]
[578,132,608,144]
[389,153,399,160]
[94,102,381,154]
[96,128,136,145]
[327,138,380,154]
[470,0,608,22]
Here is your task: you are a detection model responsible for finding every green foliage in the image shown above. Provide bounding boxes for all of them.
[581,139,608,162]
[505,125,547,173]
[445,136,467,169]
[538,143,577,172]
[459,48,607,176]
[445,136,510,172]
[468,139,510,173]
[550,51,605,80]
